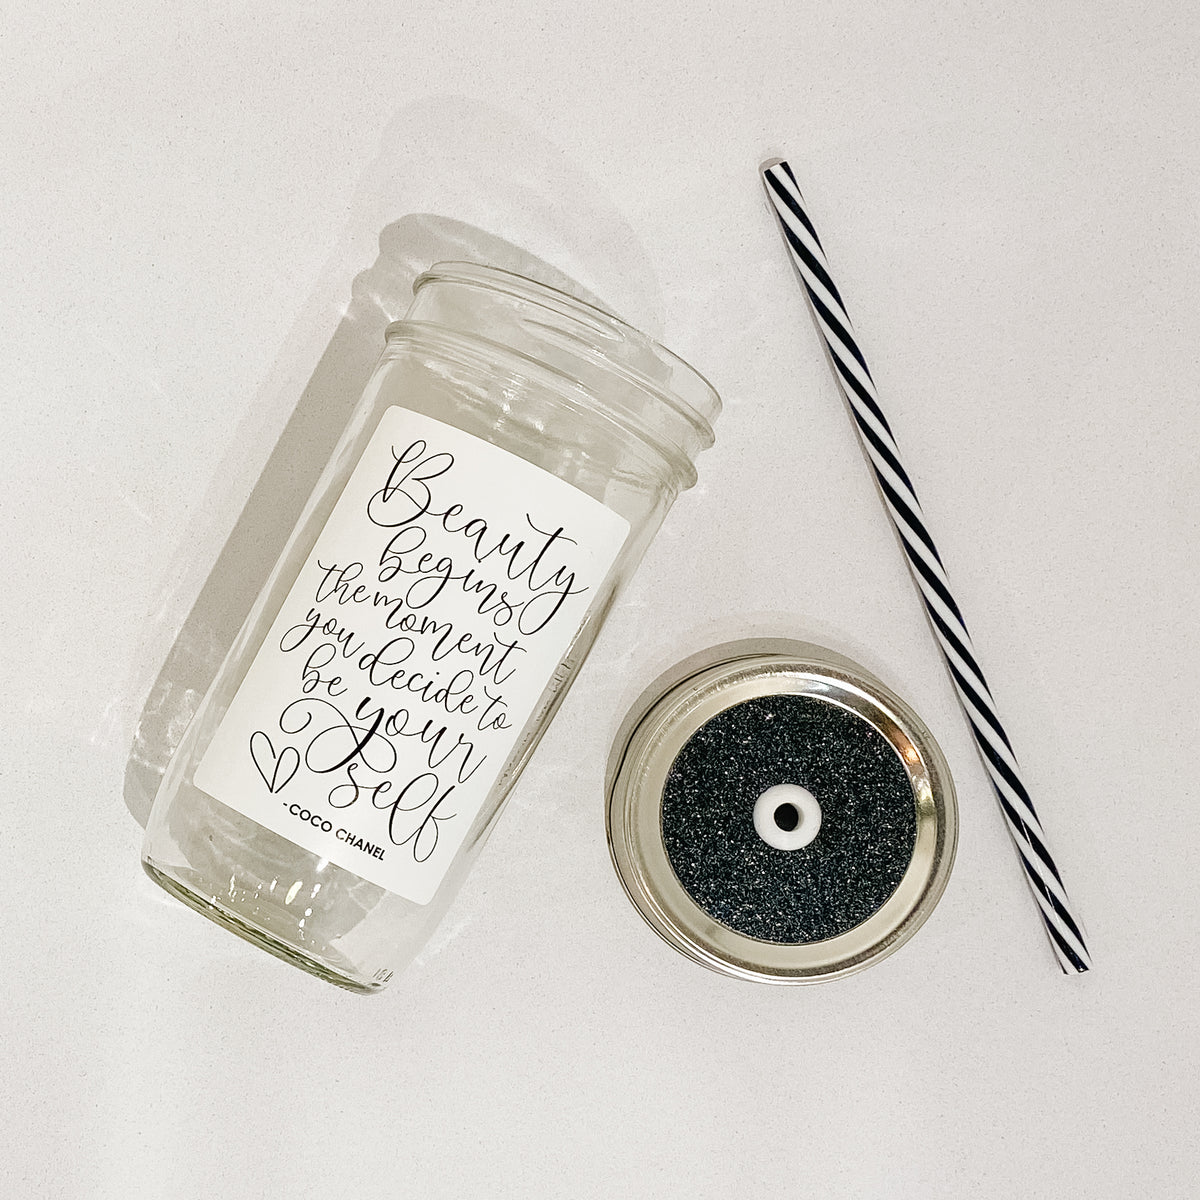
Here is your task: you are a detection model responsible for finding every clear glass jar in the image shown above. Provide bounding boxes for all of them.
[142,262,720,992]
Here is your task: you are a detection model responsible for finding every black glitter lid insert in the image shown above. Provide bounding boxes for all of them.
[660,692,918,944]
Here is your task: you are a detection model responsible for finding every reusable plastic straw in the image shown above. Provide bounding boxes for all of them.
[761,158,1091,974]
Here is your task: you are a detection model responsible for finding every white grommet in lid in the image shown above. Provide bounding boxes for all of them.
[753,783,822,851]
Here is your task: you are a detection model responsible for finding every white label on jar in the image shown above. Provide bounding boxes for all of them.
[194,407,629,904]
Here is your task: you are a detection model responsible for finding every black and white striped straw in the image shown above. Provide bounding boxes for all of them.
[761,158,1091,973]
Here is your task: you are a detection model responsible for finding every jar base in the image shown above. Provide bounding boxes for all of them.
[142,857,386,995]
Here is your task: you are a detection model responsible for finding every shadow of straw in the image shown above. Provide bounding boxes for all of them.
[123,214,614,827]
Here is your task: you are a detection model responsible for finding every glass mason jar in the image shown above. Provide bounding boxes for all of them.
[142,262,720,993]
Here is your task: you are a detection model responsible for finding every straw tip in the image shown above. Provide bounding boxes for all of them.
[759,156,789,176]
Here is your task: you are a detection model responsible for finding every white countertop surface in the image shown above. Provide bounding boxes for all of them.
[4,2,1198,1196]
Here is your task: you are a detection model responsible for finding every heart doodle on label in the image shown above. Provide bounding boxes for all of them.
[249,731,300,794]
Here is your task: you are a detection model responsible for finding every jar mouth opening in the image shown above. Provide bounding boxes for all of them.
[384,321,703,490]
[402,261,720,447]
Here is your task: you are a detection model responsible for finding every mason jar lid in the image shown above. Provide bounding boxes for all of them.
[605,640,957,983]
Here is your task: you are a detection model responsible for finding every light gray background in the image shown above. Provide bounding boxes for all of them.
[3,3,1197,1197]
